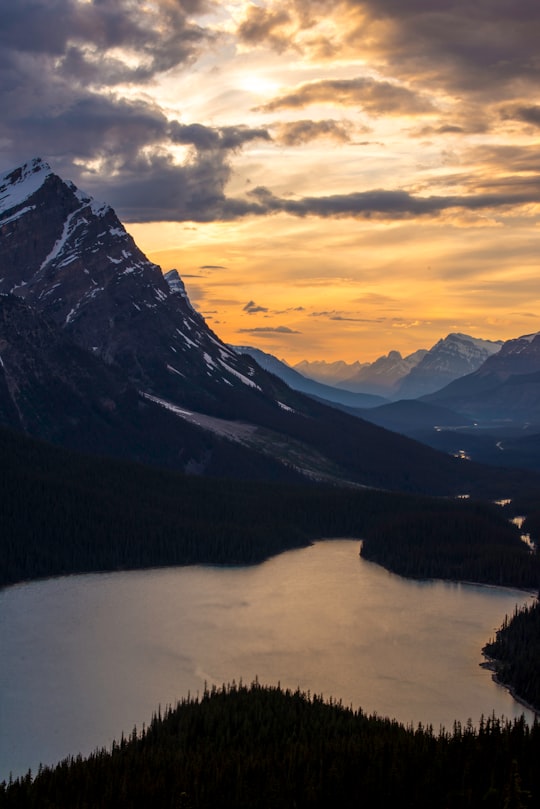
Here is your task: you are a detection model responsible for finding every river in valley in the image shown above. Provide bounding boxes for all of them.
[0,539,536,781]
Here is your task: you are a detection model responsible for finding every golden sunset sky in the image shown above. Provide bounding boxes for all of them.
[1,1,540,361]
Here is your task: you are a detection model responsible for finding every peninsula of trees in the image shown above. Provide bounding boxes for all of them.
[2,682,538,808]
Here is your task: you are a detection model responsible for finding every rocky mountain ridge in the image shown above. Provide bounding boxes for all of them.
[336,349,427,396]
[395,333,502,398]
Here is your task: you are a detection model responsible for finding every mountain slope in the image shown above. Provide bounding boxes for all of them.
[0,294,311,481]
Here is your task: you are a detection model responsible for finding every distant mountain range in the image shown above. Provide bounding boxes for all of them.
[294,333,502,399]
[361,334,540,471]
[231,346,386,408]
[346,348,428,397]
[294,358,368,385]
[2,157,520,495]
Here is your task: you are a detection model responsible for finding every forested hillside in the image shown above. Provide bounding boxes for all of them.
[360,508,539,590]
[2,426,537,591]
[2,682,538,808]
[483,600,540,712]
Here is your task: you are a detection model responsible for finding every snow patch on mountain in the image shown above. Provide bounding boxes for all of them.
[0,205,36,227]
[0,158,52,216]
[218,358,262,390]
[37,206,86,271]
[141,392,258,442]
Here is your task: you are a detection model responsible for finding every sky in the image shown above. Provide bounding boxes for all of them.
[1,0,540,362]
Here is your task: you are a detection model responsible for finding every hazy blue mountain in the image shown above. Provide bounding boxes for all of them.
[293,358,367,384]
[295,350,426,396]
[334,349,427,396]
[231,345,386,408]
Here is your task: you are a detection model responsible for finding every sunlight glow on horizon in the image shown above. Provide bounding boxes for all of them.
[130,209,540,363]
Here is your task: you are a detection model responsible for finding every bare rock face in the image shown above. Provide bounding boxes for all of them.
[0,158,293,418]
[0,291,131,444]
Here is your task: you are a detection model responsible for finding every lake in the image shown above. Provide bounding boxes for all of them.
[0,539,536,781]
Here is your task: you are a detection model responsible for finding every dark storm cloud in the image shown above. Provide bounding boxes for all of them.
[169,122,271,151]
[0,0,212,83]
[243,300,269,314]
[237,4,292,52]
[350,0,540,94]
[0,0,275,223]
[87,151,235,223]
[258,77,434,115]
[239,1,540,100]
[502,106,540,128]
[242,183,540,220]
[0,79,268,223]
[11,95,170,164]
[3,1,538,226]
[273,119,353,145]
[105,167,540,222]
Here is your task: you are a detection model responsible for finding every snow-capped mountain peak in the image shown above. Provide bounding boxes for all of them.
[395,332,502,398]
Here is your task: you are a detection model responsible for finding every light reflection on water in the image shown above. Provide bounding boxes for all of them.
[0,540,535,780]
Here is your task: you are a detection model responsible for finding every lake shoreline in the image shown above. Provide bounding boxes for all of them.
[480,655,540,718]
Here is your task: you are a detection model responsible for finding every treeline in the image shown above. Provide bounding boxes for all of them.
[2,682,539,808]
[483,599,540,713]
[360,507,540,590]
[2,426,538,591]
